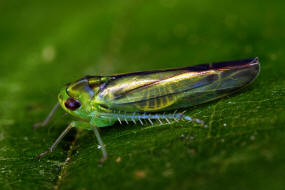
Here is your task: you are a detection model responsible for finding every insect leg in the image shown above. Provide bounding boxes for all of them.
[124,119,129,124]
[131,113,137,124]
[148,118,154,125]
[165,118,171,124]
[34,102,60,129]
[152,114,163,125]
[92,126,108,163]
[117,117,122,124]
[173,110,179,122]
[37,122,74,160]
[138,118,144,125]
[183,115,205,126]
[157,118,163,125]
[124,112,129,124]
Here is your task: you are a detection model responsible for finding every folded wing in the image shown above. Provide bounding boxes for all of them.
[96,58,260,112]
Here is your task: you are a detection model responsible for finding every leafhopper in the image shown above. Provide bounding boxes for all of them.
[35,57,260,162]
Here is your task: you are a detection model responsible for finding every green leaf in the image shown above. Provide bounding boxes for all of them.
[0,0,284,189]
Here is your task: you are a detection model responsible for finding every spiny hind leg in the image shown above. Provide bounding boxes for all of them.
[114,110,206,126]
[182,115,206,126]
[168,110,206,126]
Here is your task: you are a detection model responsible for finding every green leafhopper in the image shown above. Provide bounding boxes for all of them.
[35,57,260,162]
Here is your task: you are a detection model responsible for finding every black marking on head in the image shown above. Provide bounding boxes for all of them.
[65,97,81,111]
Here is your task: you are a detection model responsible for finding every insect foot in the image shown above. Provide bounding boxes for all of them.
[97,154,108,165]
[36,149,52,160]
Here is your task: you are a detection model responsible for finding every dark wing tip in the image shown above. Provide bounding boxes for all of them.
[252,56,259,62]
[186,57,260,72]
[249,57,259,65]
[212,57,260,69]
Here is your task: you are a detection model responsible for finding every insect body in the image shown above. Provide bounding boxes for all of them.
[36,57,260,162]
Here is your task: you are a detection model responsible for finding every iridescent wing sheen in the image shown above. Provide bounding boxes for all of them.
[95,58,260,112]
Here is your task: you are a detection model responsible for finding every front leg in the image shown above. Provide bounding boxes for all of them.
[37,121,89,160]
[37,121,74,159]
[33,102,60,129]
[37,121,108,163]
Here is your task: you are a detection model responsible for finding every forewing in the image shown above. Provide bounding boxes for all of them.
[97,69,216,112]
[96,58,259,112]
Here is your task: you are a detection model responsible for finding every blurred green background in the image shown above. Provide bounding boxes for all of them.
[0,0,284,189]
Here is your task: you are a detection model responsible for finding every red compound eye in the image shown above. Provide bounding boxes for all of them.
[65,97,81,111]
